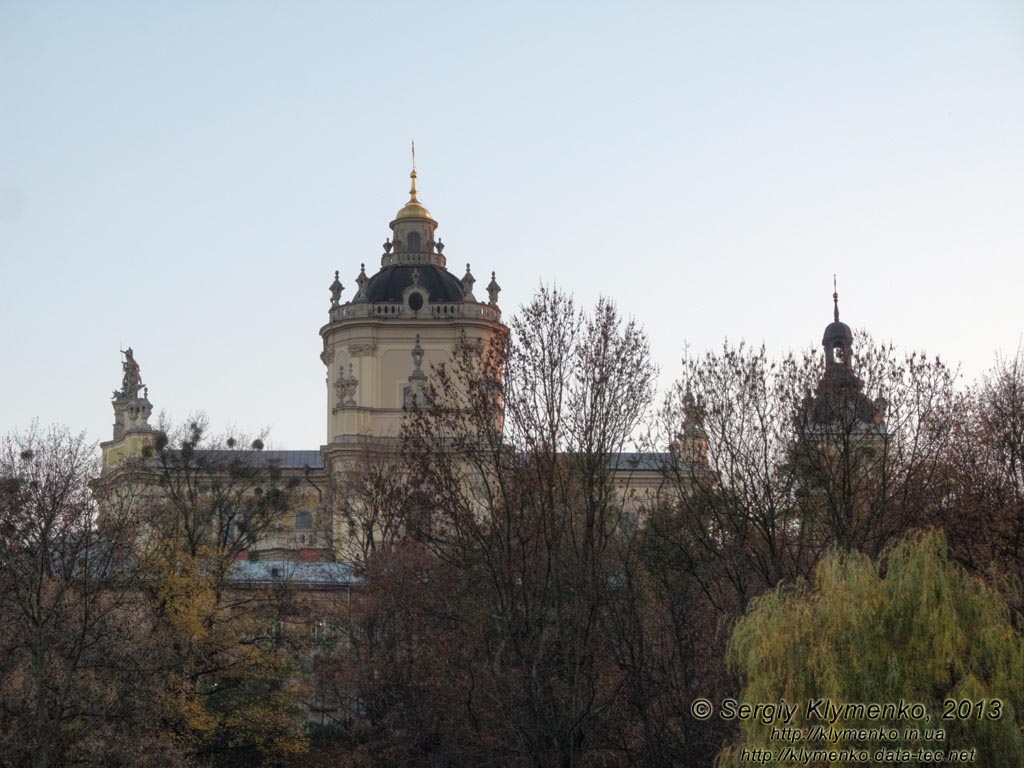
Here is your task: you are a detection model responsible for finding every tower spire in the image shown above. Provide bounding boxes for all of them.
[833,274,840,322]
[408,141,419,201]
[394,144,432,221]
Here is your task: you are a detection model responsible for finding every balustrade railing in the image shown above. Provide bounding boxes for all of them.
[331,301,500,322]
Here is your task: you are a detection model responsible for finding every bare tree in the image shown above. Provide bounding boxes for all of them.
[0,425,170,767]
[793,337,958,555]
[333,445,417,568]
[330,288,658,768]
[148,415,297,566]
[651,337,957,613]
[936,348,1024,603]
[649,343,804,612]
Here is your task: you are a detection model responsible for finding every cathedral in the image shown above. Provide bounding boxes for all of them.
[100,165,600,572]
[97,164,882,579]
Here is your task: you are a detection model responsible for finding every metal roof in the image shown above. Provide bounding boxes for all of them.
[606,452,673,471]
[214,450,670,473]
[197,450,325,470]
[228,560,359,586]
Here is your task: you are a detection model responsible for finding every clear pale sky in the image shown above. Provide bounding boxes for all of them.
[2,1,1022,449]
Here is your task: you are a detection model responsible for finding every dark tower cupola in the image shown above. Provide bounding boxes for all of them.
[805,285,886,429]
[821,288,858,388]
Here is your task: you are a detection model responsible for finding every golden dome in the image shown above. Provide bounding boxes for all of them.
[394,169,433,220]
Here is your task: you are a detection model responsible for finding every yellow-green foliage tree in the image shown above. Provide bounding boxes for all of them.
[142,419,310,767]
[719,529,1024,767]
[148,551,308,766]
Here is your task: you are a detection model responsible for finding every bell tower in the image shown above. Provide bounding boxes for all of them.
[318,160,506,462]
[802,285,887,433]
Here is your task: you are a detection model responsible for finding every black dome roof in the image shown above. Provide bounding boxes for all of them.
[363,265,465,304]
[822,320,853,347]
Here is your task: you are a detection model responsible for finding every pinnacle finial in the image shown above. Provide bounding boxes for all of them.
[486,271,501,306]
[330,270,344,307]
[833,274,839,322]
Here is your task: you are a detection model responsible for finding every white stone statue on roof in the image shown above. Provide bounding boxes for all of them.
[116,347,143,399]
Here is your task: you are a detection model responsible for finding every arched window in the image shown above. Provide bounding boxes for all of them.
[407,231,421,251]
